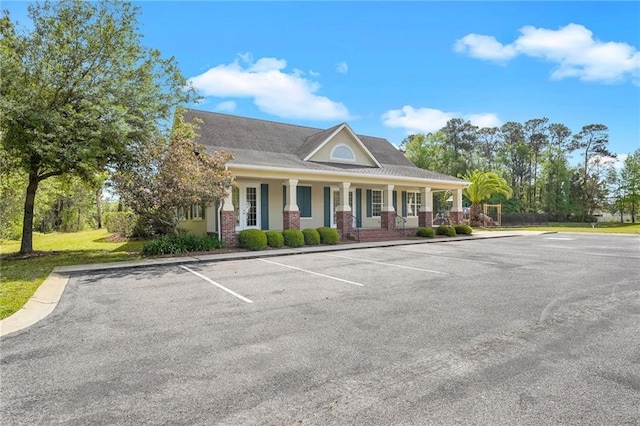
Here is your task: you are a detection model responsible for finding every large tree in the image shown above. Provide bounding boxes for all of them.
[620,149,640,223]
[569,124,613,220]
[0,0,197,253]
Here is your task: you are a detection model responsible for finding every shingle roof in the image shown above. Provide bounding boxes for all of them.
[183,108,465,183]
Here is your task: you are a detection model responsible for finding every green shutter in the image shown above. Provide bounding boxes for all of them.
[355,188,362,227]
[323,187,331,227]
[366,189,372,217]
[282,185,286,209]
[393,190,397,212]
[261,184,269,230]
[401,191,407,217]
[297,186,312,218]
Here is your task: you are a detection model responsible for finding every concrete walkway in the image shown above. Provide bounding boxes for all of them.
[0,230,549,337]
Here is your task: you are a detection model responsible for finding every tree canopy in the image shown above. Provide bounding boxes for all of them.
[0,0,198,253]
[403,117,622,223]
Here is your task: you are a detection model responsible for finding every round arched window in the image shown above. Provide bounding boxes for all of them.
[330,145,355,161]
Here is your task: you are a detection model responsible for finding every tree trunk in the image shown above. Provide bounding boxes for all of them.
[469,203,482,227]
[96,187,102,229]
[20,172,40,254]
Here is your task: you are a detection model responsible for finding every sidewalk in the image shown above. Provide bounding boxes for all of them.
[56,230,547,274]
[0,230,549,337]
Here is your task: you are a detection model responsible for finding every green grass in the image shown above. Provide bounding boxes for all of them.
[0,229,145,320]
[490,222,640,234]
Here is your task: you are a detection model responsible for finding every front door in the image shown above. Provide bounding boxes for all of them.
[233,184,261,230]
[331,189,355,228]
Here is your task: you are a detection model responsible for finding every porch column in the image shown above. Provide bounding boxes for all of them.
[381,184,396,231]
[335,182,352,239]
[451,188,464,225]
[220,186,237,246]
[418,186,433,228]
[283,179,300,230]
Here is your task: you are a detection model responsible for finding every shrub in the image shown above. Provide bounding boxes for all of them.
[302,228,321,245]
[142,234,223,256]
[454,224,473,235]
[104,211,138,237]
[265,231,284,248]
[238,229,267,251]
[282,229,305,247]
[436,225,457,237]
[416,227,435,238]
[316,227,340,244]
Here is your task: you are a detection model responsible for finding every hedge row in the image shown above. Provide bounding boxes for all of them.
[142,234,223,256]
[416,224,473,238]
[238,227,340,251]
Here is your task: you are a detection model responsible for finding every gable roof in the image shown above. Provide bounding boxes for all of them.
[300,123,382,168]
[183,108,465,184]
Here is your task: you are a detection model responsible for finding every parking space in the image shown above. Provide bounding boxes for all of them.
[2,234,639,425]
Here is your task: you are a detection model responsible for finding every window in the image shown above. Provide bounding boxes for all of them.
[177,206,187,221]
[372,190,382,217]
[406,192,421,217]
[297,186,312,218]
[330,145,355,161]
[191,204,204,220]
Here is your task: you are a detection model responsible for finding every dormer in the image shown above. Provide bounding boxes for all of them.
[301,123,381,168]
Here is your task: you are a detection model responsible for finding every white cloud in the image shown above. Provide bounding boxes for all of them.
[455,23,640,84]
[454,34,517,62]
[215,100,236,113]
[381,106,501,134]
[309,70,320,77]
[465,113,502,129]
[335,61,349,74]
[189,55,351,121]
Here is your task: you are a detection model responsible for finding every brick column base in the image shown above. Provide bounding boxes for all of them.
[283,210,300,230]
[220,210,237,246]
[418,211,433,228]
[335,210,353,239]
[380,211,396,231]
[450,211,464,225]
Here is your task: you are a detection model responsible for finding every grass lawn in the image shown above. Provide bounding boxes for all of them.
[0,229,145,320]
[490,222,640,234]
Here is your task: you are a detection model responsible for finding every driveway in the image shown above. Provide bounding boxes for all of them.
[2,234,639,425]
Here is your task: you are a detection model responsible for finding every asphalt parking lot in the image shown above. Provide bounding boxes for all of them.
[2,233,639,425]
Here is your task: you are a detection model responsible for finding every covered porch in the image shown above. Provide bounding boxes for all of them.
[216,176,466,246]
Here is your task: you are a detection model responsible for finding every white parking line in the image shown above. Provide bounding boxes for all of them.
[180,265,254,303]
[390,248,498,265]
[325,253,448,274]
[257,259,364,286]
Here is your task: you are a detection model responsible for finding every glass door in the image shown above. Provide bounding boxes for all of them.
[234,184,260,230]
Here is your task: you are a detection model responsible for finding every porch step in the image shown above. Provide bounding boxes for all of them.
[349,228,417,242]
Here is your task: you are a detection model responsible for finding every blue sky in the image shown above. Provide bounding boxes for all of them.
[5,1,640,159]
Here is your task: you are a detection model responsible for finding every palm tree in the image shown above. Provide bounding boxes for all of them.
[459,170,513,227]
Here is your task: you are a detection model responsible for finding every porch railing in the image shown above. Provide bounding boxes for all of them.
[393,212,407,236]
[346,212,361,242]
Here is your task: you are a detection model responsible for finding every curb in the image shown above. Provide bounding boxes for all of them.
[0,231,545,337]
[0,272,70,337]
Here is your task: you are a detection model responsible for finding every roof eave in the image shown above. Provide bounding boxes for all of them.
[228,163,469,188]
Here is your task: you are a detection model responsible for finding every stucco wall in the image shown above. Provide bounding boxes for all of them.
[178,218,207,236]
